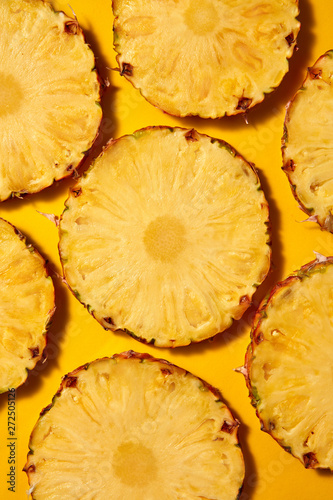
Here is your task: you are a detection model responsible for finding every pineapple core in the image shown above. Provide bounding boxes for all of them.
[143,215,187,262]
[184,0,219,35]
[112,441,157,487]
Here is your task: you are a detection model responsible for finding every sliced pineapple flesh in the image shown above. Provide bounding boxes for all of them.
[113,0,300,118]
[25,352,244,499]
[283,50,333,231]
[245,257,333,469]
[0,0,101,201]
[0,218,54,392]
[59,127,271,347]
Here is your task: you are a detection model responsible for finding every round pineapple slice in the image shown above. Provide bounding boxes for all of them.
[0,218,55,392]
[244,255,333,470]
[0,0,102,201]
[282,50,333,232]
[24,351,244,499]
[59,126,271,347]
[112,0,300,118]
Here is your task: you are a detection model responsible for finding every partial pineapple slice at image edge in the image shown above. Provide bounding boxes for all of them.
[24,351,245,500]
[59,126,271,347]
[282,50,333,232]
[0,0,102,201]
[112,0,300,118]
[0,218,55,393]
[244,255,333,470]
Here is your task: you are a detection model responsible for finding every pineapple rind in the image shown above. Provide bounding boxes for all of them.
[282,50,333,231]
[59,126,271,347]
[25,351,244,499]
[245,256,333,469]
[0,0,102,201]
[0,218,55,392]
[112,0,300,118]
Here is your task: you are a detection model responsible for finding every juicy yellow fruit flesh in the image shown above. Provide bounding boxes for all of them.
[0,72,23,117]
[283,51,333,231]
[59,127,271,347]
[0,218,54,392]
[247,259,333,469]
[113,0,300,117]
[0,0,101,200]
[25,354,244,499]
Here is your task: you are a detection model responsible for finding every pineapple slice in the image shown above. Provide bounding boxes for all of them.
[244,255,333,469]
[0,218,54,392]
[0,0,101,201]
[112,0,300,118]
[282,50,333,232]
[24,351,244,499]
[58,126,271,347]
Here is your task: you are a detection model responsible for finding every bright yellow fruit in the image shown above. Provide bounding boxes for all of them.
[0,0,102,200]
[113,0,300,117]
[245,256,333,470]
[283,50,333,232]
[59,126,271,347]
[25,351,244,499]
[0,218,55,392]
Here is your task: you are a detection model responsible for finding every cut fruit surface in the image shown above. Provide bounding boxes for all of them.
[0,0,101,201]
[59,126,271,347]
[25,351,245,499]
[245,256,333,470]
[282,50,333,231]
[112,0,300,118]
[0,218,55,392]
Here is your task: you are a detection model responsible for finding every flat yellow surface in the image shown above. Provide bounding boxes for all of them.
[0,0,333,498]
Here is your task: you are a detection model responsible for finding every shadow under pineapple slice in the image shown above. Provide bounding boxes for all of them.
[24,351,244,499]
[0,0,102,201]
[243,255,333,470]
[112,0,300,118]
[59,126,271,347]
[0,218,55,393]
[282,50,333,232]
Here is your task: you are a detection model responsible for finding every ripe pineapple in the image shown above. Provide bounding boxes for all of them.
[282,50,333,232]
[25,351,245,499]
[59,126,271,347]
[0,218,55,392]
[0,0,101,201]
[112,0,300,118]
[244,255,333,470]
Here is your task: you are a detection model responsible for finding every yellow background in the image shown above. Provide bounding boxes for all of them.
[1,0,333,498]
